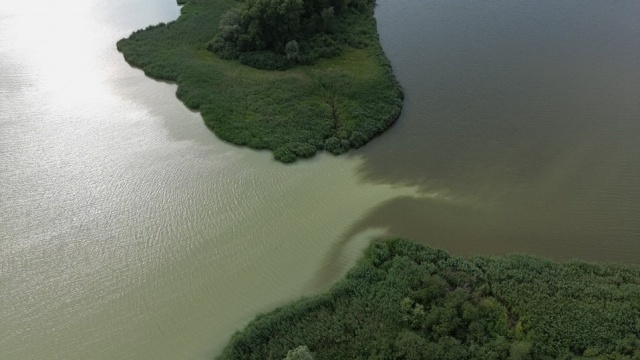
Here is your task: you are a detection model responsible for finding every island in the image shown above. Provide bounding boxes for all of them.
[218,238,640,359]
[117,0,403,162]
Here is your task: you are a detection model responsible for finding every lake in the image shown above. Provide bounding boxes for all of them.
[1,0,638,358]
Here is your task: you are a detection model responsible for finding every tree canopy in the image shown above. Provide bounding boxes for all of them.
[217,238,640,359]
[209,0,375,69]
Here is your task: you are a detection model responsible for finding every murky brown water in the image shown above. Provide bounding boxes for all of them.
[356,0,640,262]
[1,0,639,358]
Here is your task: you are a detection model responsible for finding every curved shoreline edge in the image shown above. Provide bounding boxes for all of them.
[117,0,403,163]
[217,238,640,359]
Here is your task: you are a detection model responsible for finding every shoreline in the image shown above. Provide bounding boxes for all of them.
[117,0,403,163]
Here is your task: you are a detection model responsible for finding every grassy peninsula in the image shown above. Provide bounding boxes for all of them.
[218,238,640,360]
[117,0,402,162]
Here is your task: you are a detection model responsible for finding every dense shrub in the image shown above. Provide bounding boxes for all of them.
[117,0,403,163]
[238,51,293,71]
[288,142,317,158]
[323,136,343,155]
[348,131,367,148]
[217,238,640,360]
[274,146,297,163]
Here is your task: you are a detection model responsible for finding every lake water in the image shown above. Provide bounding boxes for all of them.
[1,0,638,358]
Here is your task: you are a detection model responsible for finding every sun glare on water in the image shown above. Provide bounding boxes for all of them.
[5,0,108,106]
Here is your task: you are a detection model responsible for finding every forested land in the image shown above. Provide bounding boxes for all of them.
[117,0,402,162]
[209,0,381,69]
[218,238,640,360]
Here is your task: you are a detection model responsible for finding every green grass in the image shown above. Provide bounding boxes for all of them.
[217,238,640,359]
[117,0,402,162]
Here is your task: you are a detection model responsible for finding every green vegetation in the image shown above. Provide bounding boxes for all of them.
[218,238,640,359]
[117,0,402,162]
[209,0,378,70]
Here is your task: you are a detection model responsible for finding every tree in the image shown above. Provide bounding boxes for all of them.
[218,8,242,42]
[243,0,304,51]
[284,345,314,360]
[320,6,336,32]
[285,40,300,61]
[209,0,377,68]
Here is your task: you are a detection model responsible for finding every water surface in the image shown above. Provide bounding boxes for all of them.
[0,1,413,358]
[1,0,639,359]
[360,0,640,261]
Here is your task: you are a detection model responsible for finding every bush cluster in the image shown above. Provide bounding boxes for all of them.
[238,51,292,71]
[217,238,640,359]
[117,0,402,162]
[208,0,375,70]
